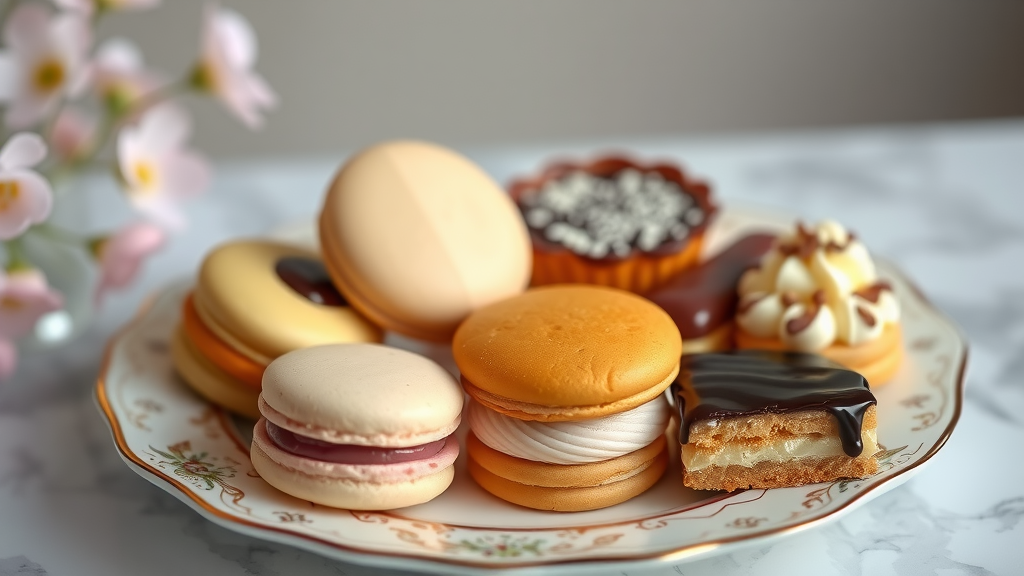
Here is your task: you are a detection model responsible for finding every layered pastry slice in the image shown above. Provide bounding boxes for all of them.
[673,351,879,491]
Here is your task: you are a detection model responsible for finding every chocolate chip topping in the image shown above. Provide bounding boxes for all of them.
[854,281,893,304]
[275,257,347,306]
[673,351,876,457]
[784,290,827,335]
[856,305,877,327]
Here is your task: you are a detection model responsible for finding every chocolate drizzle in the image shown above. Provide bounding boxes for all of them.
[784,290,827,335]
[777,221,855,260]
[274,257,347,306]
[673,351,876,457]
[646,234,775,339]
[854,281,893,304]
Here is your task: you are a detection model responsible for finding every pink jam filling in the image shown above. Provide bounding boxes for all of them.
[265,420,447,465]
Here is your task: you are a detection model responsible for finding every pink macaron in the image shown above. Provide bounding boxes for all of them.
[250,343,464,509]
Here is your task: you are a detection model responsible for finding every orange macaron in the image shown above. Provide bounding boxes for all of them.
[453,285,681,511]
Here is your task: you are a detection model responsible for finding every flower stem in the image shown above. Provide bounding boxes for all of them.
[2,237,32,272]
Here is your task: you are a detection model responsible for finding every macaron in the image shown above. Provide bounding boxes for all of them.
[250,344,464,510]
[173,240,382,417]
[452,285,682,511]
[318,140,532,342]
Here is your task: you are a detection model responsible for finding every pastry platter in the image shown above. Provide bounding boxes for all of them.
[95,207,967,575]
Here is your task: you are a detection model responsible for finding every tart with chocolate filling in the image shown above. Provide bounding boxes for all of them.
[509,156,717,293]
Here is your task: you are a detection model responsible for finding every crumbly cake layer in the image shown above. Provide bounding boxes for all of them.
[682,453,878,492]
[686,406,877,451]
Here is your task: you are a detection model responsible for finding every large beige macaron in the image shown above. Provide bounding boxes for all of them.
[319,141,532,342]
[250,343,464,510]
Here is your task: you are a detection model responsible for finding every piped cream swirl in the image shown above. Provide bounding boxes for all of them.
[736,220,899,351]
[468,396,670,464]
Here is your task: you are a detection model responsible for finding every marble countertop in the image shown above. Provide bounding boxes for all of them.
[2,119,1023,576]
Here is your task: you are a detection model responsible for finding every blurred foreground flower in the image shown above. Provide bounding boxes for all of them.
[54,0,161,15]
[1,4,90,129]
[117,104,210,228]
[50,107,97,162]
[0,133,54,241]
[0,269,63,340]
[0,1,274,380]
[89,38,162,117]
[93,221,165,303]
[193,4,276,129]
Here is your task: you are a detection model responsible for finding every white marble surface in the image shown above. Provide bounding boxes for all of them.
[2,119,1023,575]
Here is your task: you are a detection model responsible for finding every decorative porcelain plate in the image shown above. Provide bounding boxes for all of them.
[95,208,967,575]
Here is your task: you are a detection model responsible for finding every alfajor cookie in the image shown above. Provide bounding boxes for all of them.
[453,285,681,511]
[734,221,902,386]
[318,140,532,342]
[173,240,381,416]
[250,344,464,510]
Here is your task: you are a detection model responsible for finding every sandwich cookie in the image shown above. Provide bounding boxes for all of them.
[172,240,382,418]
[453,285,682,511]
[319,140,532,342]
[251,344,464,509]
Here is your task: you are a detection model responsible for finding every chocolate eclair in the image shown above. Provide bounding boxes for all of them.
[646,233,775,353]
[673,351,879,491]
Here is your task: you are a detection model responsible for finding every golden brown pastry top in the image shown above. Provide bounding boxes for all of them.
[453,285,682,408]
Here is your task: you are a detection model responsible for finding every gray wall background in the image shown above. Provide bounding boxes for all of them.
[98,1,1024,159]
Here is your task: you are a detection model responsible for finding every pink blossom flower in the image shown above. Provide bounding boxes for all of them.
[53,0,161,14]
[88,38,163,116]
[50,107,97,162]
[193,4,276,129]
[0,269,63,341]
[1,4,90,129]
[116,104,210,229]
[0,133,54,241]
[0,339,16,381]
[93,221,165,303]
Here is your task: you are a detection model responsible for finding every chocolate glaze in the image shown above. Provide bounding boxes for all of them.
[645,234,775,339]
[673,351,876,457]
[274,257,347,306]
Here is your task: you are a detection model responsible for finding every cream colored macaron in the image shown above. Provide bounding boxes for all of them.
[318,141,532,341]
[250,343,464,510]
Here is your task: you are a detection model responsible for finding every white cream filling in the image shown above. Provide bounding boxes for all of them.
[682,429,878,471]
[468,396,670,465]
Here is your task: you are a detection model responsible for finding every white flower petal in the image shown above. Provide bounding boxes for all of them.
[138,104,192,153]
[0,171,54,240]
[161,151,210,200]
[210,5,257,69]
[0,133,47,170]
[96,37,144,72]
[3,5,50,51]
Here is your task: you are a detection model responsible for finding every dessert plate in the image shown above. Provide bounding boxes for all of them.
[95,208,967,575]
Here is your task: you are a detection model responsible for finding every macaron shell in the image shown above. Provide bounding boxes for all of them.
[251,437,455,510]
[171,327,261,419]
[453,285,683,408]
[260,344,464,446]
[319,141,532,341]
[195,240,383,362]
